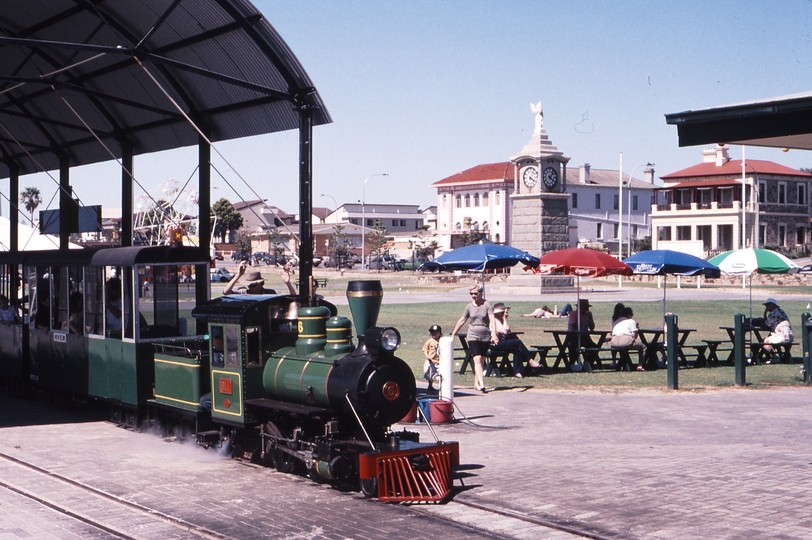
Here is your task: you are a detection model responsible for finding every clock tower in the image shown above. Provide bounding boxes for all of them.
[509,102,571,257]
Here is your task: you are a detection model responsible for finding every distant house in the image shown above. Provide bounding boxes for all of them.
[652,145,812,255]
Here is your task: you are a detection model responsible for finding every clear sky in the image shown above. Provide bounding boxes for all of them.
[10,0,812,220]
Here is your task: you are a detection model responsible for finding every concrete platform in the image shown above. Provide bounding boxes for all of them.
[1,385,811,539]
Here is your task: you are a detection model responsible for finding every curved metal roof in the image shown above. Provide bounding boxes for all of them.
[0,0,332,178]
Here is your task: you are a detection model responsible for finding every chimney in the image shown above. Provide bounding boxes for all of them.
[702,145,730,166]
[579,163,591,184]
[644,164,655,184]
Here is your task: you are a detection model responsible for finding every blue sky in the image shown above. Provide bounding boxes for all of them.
[12,0,812,219]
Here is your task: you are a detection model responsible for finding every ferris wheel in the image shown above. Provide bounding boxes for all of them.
[133,179,201,246]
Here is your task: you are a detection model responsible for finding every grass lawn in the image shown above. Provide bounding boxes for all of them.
[377,299,811,390]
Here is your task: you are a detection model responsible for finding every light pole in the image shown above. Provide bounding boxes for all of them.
[361,173,388,268]
[624,163,653,257]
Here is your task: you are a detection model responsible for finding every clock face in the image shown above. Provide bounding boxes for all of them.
[543,167,558,188]
[522,167,538,188]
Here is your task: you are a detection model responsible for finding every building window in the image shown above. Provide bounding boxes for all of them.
[400,220,406,227]
[572,192,578,208]
[391,219,398,227]
[349,218,359,225]
[595,194,601,209]
[798,184,807,205]
[596,223,603,239]
[442,195,447,209]
[366,218,373,227]
[613,194,619,211]
[632,195,638,211]
[455,195,461,208]
[495,191,501,205]
[759,181,766,204]
[464,194,471,207]
[613,223,619,239]
[455,222,461,230]
[474,193,480,207]
[415,220,423,229]
[482,221,489,230]
[658,226,672,241]
[676,226,691,240]
[778,224,787,246]
[483,192,489,205]
[778,182,786,204]
[718,187,734,207]
[759,224,766,245]
[797,226,805,246]
[632,225,638,237]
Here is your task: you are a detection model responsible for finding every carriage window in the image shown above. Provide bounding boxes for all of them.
[225,326,239,367]
[31,267,50,332]
[104,267,131,339]
[138,265,181,338]
[245,327,261,367]
[211,326,225,366]
[86,267,104,335]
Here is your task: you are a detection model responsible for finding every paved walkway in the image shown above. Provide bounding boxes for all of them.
[1,385,810,539]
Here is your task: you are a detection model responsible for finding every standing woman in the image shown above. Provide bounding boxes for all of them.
[451,284,498,393]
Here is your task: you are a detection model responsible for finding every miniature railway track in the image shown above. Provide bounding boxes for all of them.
[0,451,232,540]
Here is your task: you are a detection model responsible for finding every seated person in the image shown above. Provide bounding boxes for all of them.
[34,282,50,332]
[422,325,443,392]
[0,294,19,325]
[762,298,793,363]
[610,306,645,370]
[69,291,83,337]
[521,305,564,318]
[105,277,123,332]
[567,299,598,365]
[491,303,539,378]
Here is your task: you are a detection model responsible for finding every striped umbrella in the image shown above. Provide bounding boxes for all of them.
[708,248,800,317]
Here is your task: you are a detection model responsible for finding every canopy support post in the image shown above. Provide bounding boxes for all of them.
[196,133,211,335]
[297,94,314,304]
[121,143,133,247]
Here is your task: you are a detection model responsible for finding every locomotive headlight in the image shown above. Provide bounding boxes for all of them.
[365,326,401,352]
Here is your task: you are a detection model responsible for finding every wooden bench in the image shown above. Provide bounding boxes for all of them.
[677,344,709,368]
[456,335,473,374]
[703,339,734,366]
[750,341,794,364]
[294,278,328,288]
[485,348,509,377]
[608,346,638,372]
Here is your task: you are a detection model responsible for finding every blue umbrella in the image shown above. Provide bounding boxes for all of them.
[623,250,720,318]
[419,243,540,273]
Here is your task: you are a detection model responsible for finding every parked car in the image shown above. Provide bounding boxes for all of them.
[367,254,404,271]
[799,264,812,274]
[322,253,357,269]
[231,250,251,261]
[401,257,429,271]
[210,268,235,283]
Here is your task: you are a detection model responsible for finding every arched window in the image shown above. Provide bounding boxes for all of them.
[442,194,447,209]
[482,221,489,230]
[455,195,461,208]
[473,193,480,207]
[495,191,501,205]
[495,233,500,243]
[482,192,489,205]
[455,222,461,230]
[472,221,479,230]
[464,194,471,207]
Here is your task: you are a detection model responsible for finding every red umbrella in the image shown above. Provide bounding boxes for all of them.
[534,248,633,366]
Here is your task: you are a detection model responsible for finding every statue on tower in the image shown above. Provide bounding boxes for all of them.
[531,101,543,133]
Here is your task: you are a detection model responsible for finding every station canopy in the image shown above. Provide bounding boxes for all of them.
[0,0,332,179]
[665,91,812,151]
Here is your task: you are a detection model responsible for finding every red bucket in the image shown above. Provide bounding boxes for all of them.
[399,401,417,423]
[429,399,453,423]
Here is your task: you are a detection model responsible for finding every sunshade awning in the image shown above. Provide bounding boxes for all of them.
[0,0,332,178]
[665,92,812,150]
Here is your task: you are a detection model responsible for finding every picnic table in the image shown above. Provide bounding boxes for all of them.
[720,325,793,364]
[544,329,610,371]
[637,327,696,369]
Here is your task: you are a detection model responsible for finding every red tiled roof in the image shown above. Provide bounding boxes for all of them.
[432,162,514,186]
[663,179,743,189]
[662,159,811,179]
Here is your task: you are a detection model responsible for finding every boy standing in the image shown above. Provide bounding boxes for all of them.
[422,325,443,391]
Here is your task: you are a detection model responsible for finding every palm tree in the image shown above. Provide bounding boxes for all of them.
[20,187,42,224]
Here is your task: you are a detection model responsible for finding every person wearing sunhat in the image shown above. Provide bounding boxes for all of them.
[490,302,539,377]
[422,325,443,391]
[762,298,793,363]
[224,260,279,295]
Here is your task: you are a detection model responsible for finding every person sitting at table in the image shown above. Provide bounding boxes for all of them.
[490,303,540,378]
[609,303,626,364]
[567,299,598,365]
[762,298,793,363]
[610,306,645,370]
[521,305,564,318]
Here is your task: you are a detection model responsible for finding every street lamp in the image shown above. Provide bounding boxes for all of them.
[361,173,388,268]
[625,163,654,257]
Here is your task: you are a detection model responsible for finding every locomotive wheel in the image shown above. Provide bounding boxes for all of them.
[274,448,296,473]
[360,478,378,499]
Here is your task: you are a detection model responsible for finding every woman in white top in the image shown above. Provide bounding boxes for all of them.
[610,306,646,370]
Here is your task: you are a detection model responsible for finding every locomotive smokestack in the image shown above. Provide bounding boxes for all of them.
[346,280,383,338]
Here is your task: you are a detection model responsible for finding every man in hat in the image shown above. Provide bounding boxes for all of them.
[422,325,443,391]
[224,260,279,295]
[762,297,793,363]
[491,302,539,377]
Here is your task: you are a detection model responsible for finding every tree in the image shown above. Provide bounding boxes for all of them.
[327,224,352,270]
[366,223,391,266]
[212,198,243,242]
[234,229,252,254]
[409,225,438,262]
[20,187,42,224]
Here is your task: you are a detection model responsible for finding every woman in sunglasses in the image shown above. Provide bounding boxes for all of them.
[451,284,498,393]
